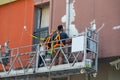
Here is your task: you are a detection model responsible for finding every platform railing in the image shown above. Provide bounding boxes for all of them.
[0,28,98,78]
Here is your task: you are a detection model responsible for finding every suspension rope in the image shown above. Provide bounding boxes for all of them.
[19,0,27,46]
[6,3,11,41]
[24,0,27,26]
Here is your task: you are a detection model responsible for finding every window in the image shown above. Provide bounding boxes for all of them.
[33,3,50,44]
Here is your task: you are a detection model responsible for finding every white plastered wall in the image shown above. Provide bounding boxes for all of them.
[61,0,79,37]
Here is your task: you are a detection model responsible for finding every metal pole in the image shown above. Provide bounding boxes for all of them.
[66,0,70,36]
[65,0,70,56]
[83,28,87,64]
[35,44,39,72]
[86,73,90,80]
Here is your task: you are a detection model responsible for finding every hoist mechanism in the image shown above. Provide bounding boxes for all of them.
[0,28,98,78]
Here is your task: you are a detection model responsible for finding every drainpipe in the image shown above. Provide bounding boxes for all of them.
[66,0,70,36]
[49,0,53,34]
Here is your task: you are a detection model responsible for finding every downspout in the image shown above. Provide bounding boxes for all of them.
[66,0,70,36]
[49,0,53,34]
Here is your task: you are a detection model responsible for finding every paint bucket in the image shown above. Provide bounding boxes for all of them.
[85,59,92,68]
[45,51,51,66]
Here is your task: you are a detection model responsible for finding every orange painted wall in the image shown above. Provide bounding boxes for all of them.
[0,0,34,48]
[0,0,34,70]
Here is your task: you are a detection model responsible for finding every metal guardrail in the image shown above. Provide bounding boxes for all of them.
[0,28,98,78]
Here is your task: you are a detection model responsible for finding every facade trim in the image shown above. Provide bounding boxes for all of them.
[0,0,18,5]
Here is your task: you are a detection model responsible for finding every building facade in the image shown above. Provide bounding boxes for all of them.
[0,0,120,80]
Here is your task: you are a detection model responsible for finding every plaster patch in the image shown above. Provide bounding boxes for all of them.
[61,2,76,23]
[113,25,120,30]
[61,0,79,37]
[69,24,79,37]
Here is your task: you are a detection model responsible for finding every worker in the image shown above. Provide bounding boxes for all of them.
[2,40,10,66]
[43,31,56,66]
[51,25,69,65]
[44,30,57,50]
[38,40,46,67]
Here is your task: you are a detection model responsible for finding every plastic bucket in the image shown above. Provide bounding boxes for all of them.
[85,59,92,68]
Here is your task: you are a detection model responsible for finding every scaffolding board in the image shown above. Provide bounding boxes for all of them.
[0,28,98,78]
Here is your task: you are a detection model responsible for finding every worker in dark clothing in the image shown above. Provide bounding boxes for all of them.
[51,25,69,65]
[2,40,10,66]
